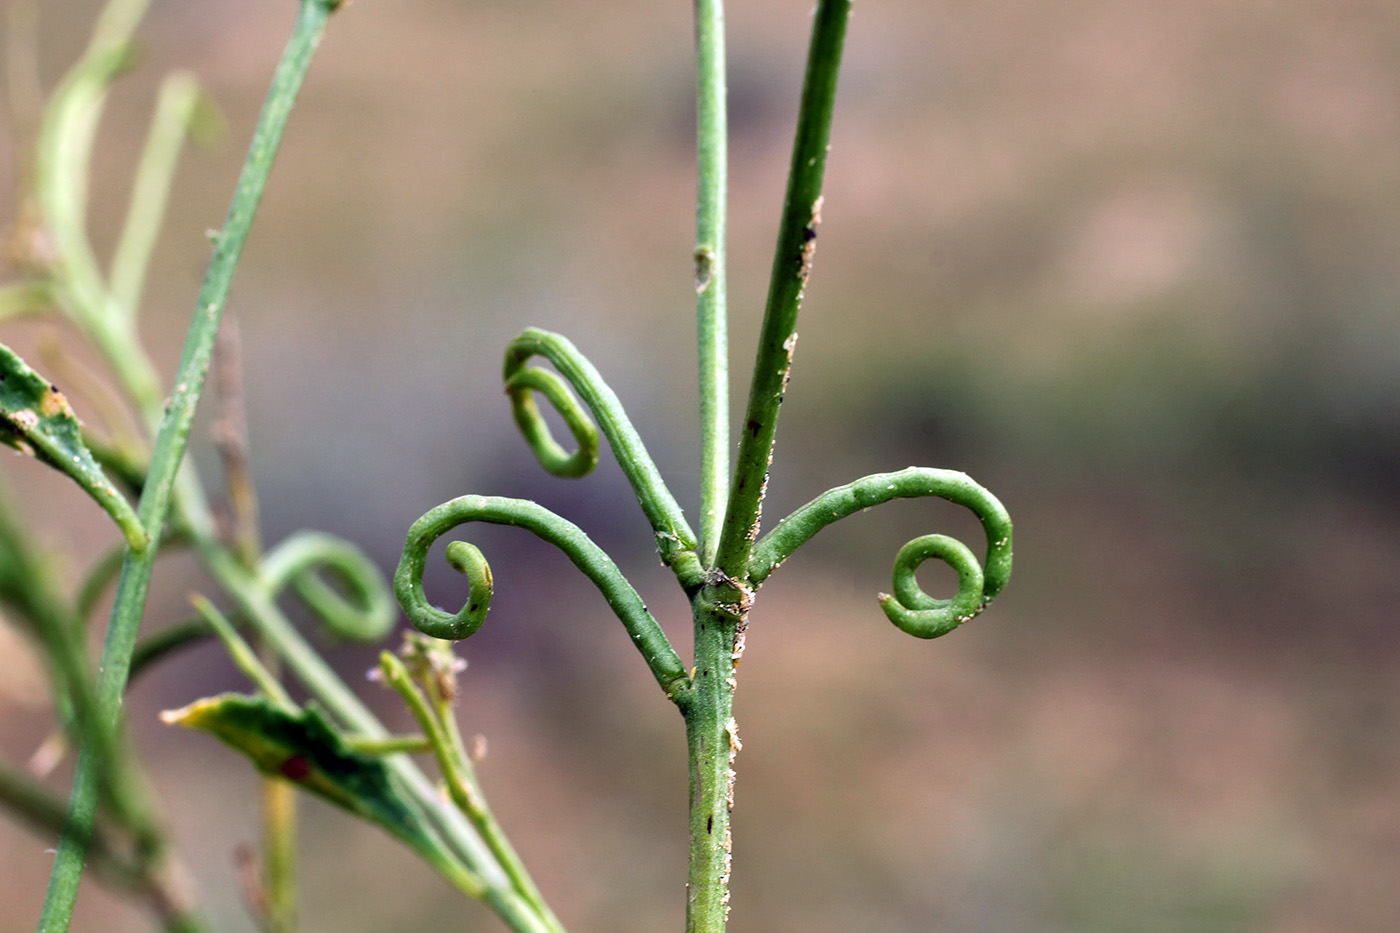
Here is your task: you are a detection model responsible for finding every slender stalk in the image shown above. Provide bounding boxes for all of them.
[694,0,728,565]
[379,654,562,932]
[260,780,299,933]
[714,0,852,579]
[109,71,206,326]
[40,3,342,927]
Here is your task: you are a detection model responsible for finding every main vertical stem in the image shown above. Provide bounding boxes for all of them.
[685,603,740,933]
[686,2,852,929]
[694,0,728,564]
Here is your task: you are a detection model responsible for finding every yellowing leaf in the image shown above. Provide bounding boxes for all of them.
[0,343,146,551]
[161,694,446,860]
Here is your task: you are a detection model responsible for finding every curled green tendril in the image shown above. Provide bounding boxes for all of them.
[749,467,1013,636]
[877,533,984,638]
[504,365,598,477]
[395,495,690,698]
[502,328,698,564]
[261,532,396,642]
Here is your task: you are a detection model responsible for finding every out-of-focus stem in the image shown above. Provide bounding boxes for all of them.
[40,3,343,928]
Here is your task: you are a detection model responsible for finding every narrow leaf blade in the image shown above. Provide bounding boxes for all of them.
[161,693,443,857]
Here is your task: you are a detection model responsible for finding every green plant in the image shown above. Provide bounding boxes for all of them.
[0,1,1012,931]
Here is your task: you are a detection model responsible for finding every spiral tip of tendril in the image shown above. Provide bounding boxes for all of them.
[878,593,964,639]
[878,532,988,640]
[395,535,493,642]
[503,362,600,479]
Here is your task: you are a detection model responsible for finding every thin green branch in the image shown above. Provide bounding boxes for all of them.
[346,735,433,756]
[190,595,294,708]
[0,280,54,320]
[694,0,728,566]
[714,0,852,578]
[109,71,212,325]
[34,42,134,326]
[41,3,343,926]
[395,494,692,701]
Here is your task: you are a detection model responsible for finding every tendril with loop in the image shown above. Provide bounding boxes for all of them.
[394,494,691,698]
[750,467,1012,638]
[260,531,396,642]
[502,328,698,564]
[503,365,598,478]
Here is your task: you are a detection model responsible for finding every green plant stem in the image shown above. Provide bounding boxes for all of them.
[714,0,851,579]
[694,0,728,565]
[39,3,341,928]
[190,595,294,709]
[683,601,739,933]
[684,4,851,929]
[109,71,206,326]
[261,779,298,933]
[347,735,432,755]
[34,0,166,410]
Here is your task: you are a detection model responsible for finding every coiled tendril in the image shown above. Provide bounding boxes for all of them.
[503,365,598,478]
[502,328,697,564]
[750,467,1012,639]
[260,531,396,642]
[394,494,690,697]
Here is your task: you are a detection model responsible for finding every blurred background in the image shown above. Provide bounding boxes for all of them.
[2,0,1399,929]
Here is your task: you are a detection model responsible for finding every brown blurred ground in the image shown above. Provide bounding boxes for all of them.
[3,0,1400,930]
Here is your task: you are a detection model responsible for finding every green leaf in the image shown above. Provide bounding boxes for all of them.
[161,693,446,859]
[0,343,147,551]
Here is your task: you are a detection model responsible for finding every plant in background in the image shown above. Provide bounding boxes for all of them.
[0,1,1011,931]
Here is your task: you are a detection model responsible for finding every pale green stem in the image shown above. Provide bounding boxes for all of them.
[694,0,728,565]
[40,3,341,927]
[379,654,564,932]
[346,735,432,755]
[190,595,294,709]
[109,71,206,325]
[683,600,738,933]
[686,4,852,930]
